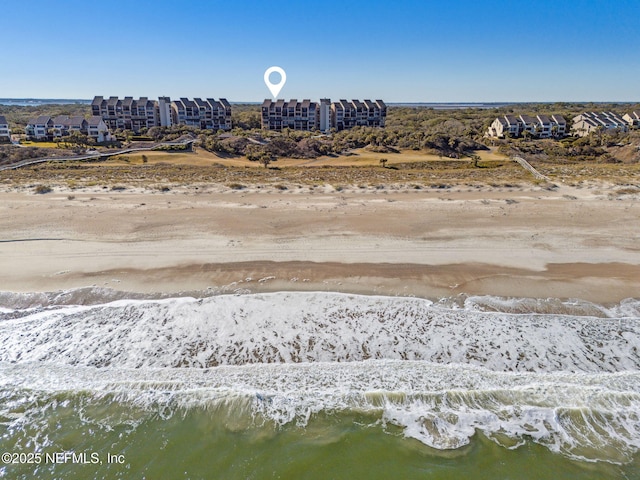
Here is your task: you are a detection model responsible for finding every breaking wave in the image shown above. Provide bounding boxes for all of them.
[1,291,639,463]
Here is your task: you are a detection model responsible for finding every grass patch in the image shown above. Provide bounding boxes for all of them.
[21,141,61,149]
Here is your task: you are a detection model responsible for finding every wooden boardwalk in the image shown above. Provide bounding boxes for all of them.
[0,140,195,172]
[512,156,549,181]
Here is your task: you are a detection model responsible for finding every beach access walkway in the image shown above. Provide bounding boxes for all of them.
[512,156,549,181]
[0,139,195,172]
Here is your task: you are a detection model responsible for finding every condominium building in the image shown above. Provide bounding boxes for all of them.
[551,114,567,136]
[51,115,88,137]
[487,114,566,138]
[318,99,331,132]
[92,96,231,132]
[0,115,10,142]
[261,99,319,131]
[623,111,640,129]
[332,99,387,131]
[261,98,386,131]
[87,116,110,142]
[91,96,169,132]
[572,112,629,137]
[158,97,173,128]
[25,116,54,140]
[170,98,232,130]
[199,98,232,131]
[487,115,520,138]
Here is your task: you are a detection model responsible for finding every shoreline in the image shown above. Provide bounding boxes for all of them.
[2,261,638,306]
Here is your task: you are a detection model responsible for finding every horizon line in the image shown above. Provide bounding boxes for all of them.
[1,98,639,104]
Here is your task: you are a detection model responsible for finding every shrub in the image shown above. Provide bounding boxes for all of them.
[34,185,52,194]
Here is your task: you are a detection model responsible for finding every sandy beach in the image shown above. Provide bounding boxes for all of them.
[1,181,638,303]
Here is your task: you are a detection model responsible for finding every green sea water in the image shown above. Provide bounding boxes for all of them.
[2,291,640,479]
[2,398,638,480]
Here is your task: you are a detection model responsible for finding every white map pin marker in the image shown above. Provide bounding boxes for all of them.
[264,66,286,99]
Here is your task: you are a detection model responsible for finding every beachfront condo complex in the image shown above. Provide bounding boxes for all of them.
[261,98,387,132]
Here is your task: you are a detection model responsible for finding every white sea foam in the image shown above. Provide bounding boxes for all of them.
[1,361,639,463]
[1,292,639,372]
[1,291,639,462]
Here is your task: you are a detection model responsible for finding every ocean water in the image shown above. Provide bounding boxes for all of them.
[1,291,639,479]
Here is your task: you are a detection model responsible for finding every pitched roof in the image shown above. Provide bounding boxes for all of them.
[536,114,551,124]
[0,115,7,125]
[193,98,209,108]
[551,114,566,124]
[219,98,231,108]
[261,99,273,108]
[68,116,86,127]
[88,116,104,126]
[138,97,156,108]
[52,115,70,125]
[180,97,197,108]
[29,115,52,126]
[519,114,537,124]
[581,118,597,127]
[91,96,104,106]
[375,100,386,109]
[206,98,221,109]
[504,114,519,125]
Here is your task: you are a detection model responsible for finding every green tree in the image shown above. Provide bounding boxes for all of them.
[259,152,276,168]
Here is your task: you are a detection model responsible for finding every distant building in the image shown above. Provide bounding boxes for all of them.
[518,114,538,136]
[25,116,53,140]
[92,96,230,132]
[170,98,231,130]
[572,112,629,137]
[91,96,171,132]
[51,115,88,137]
[331,99,387,131]
[623,111,640,129]
[487,115,520,138]
[158,97,173,128]
[261,98,386,132]
[0,115,10,142]
[261,99,318,131]
[487,113,566,138]
[551,114,567,137]
[171,98,199,127]
[318,98,331,132]
[87,116,110,142]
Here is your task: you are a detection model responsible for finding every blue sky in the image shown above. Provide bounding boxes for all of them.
[1,0,638,102]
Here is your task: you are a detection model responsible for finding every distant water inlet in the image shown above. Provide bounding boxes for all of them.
[1,292,639,478]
